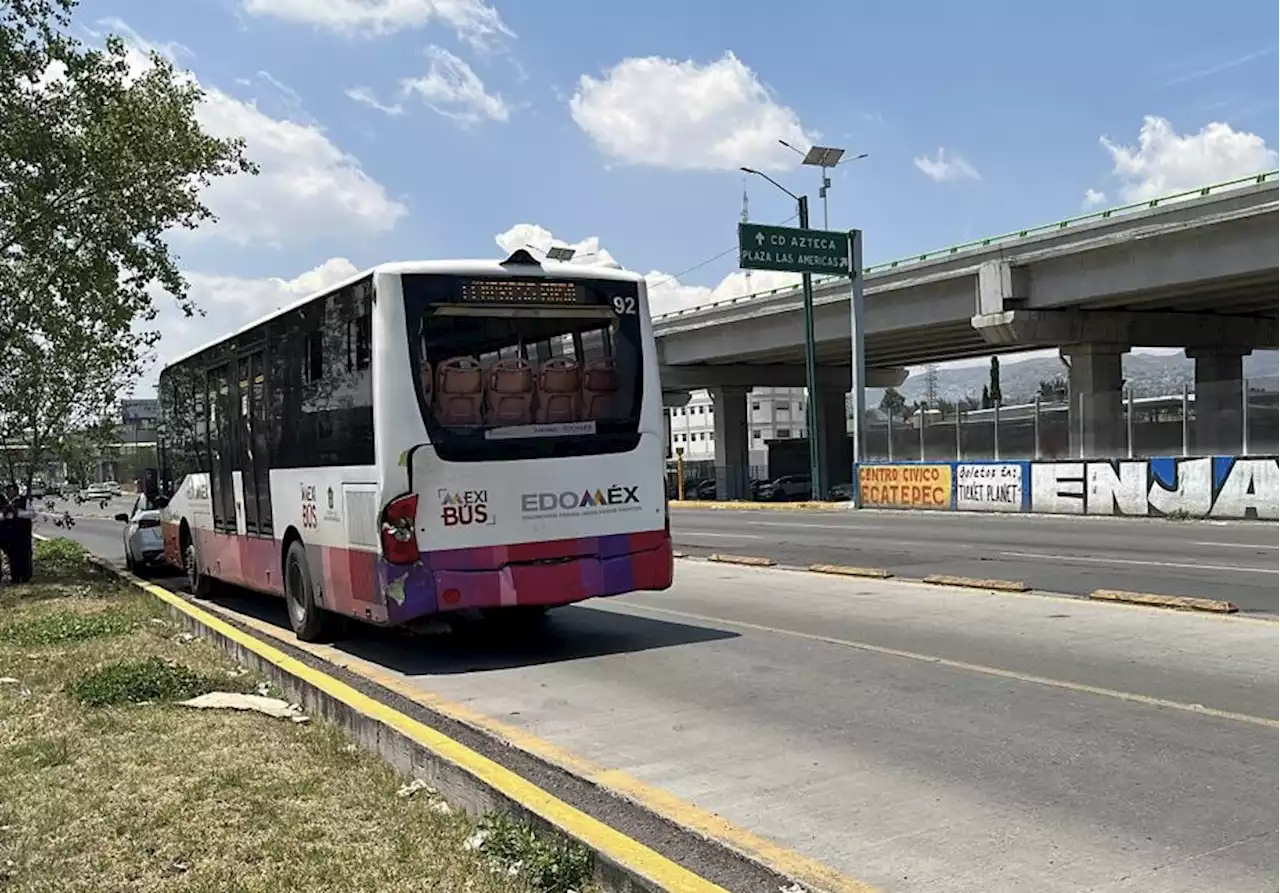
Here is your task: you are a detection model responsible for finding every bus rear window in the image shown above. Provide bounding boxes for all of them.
[403,274,644,461]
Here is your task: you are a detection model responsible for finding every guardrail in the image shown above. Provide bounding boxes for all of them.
[652,169,1279,323]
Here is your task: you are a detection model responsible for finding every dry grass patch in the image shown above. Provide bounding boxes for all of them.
[0,539,594,893]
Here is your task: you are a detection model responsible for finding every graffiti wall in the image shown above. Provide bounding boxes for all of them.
[854,457,1277,520]
[858,464,953,509]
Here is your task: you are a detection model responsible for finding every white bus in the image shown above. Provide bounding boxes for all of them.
[155,251,673,640]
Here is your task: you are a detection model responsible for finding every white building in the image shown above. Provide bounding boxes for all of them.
[667,387,809,474]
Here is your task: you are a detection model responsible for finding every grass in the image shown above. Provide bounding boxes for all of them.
[0,538,595,893]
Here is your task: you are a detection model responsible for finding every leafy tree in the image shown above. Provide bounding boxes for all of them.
[0,0,256,489]
[980,385,991,409]
[988,356,1002,406]
[1038,374,1069,402]
[879,387,907,419]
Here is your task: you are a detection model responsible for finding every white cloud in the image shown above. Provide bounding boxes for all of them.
[913,148,980,183]
[196,90,408,243]
[348,45,508,124]
[143,258,360,389]
[568,52,811,171]
[494,224,620,268]
[239,0,513,49]
[101,22,406,245]
[644,268,800,317]
[492,224,799,317]
[1100,115,1278,202]
[1082,188,1108,209]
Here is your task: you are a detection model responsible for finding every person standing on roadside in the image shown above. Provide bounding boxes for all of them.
[2,483,33,583]
[0,487,12,584]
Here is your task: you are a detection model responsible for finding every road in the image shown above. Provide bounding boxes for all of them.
[52,514,1278,893]
[671,507,1280,614]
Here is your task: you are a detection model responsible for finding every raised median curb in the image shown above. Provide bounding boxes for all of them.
[76,555,752,893]
[920,574,1031,592]
[808,564,895,579]
[706,554,778,567]
[670,500,847,512]
[1089,588,1239,614]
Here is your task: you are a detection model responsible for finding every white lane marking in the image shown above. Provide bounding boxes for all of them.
[744,521,877,530]
[1193,541,1280,551]
[999,550,1277,575]
[601,603,1277,729]
[674,532,765,539]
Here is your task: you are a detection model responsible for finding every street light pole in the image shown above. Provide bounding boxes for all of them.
[797,194,823,500]
[779,140,867,230]
[740,167,823,499]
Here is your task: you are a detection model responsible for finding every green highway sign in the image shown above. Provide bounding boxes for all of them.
[738,223,852,276]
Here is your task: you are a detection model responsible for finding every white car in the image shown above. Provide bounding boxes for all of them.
[115,493,169,575]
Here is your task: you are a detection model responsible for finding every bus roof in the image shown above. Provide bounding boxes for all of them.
[160,258,646,373]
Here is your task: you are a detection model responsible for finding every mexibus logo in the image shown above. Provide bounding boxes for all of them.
[521,485,639,513]
[439,488,489,526]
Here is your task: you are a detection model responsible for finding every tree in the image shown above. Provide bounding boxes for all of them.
[1038,374,1069,402]
[879,387,907,419]
[0,0,256,489]
[988,356,1002,406]
[980,385,991,409]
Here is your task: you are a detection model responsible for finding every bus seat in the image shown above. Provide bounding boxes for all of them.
[487,358,534,426]
[536,358,580,423]
[582,358,620,420]
[435,357,484,426]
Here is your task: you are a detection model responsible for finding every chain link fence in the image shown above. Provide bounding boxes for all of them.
[668,383,1278,502]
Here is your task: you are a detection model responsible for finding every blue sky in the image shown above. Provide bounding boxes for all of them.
[75,0,1279,383]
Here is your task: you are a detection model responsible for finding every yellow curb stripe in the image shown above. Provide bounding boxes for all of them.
[180,598,877,893]
[1090,589,1238,614]
[94,563,728,893]
[922,574,1030,592]
[706,554,777,567]
[809,564,894,579]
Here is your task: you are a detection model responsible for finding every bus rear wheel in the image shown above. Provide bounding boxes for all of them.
[184,540,213,597]
[284,540,330,642]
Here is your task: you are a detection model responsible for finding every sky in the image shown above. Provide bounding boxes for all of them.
[70,0,1280,394]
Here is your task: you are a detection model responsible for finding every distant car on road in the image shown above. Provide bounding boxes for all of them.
[115,492,169,575]
[80,484,113,503]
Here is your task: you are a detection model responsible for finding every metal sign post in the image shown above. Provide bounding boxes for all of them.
[848,229,866,507]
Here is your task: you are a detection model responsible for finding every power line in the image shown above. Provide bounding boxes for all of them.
[647,209,800,291]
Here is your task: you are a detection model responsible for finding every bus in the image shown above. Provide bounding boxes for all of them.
[155,250,673,640]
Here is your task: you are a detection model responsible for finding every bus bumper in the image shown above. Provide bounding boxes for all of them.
[379,530,673,624]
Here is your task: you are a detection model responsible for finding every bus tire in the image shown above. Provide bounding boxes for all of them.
[184,540,213,598]
[284,539,329,642]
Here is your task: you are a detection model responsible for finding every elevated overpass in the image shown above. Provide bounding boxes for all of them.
[655,172,1279,495]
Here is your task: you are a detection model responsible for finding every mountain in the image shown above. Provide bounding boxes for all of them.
[880,350,1279,406]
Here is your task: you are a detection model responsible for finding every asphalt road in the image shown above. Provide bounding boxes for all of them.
[53,516,1279,893]
[671,507,1280,614]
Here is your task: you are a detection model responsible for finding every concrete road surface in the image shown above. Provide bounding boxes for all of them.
[52,518,1278,893]
[671,508,1280,614]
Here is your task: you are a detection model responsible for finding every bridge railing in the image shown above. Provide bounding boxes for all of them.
[652,169,1279,323]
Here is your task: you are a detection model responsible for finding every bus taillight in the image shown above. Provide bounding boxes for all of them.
[380,493,420,564]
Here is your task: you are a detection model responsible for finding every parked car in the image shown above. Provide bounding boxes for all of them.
[102,480,122,496]
[115,492,169,575]
[760,474,812,501]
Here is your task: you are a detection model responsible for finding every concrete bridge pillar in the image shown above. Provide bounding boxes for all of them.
[815,389,851,496]
[1187,347,1248,455]
[711,386,751,500]
[1063,343,1128,458]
